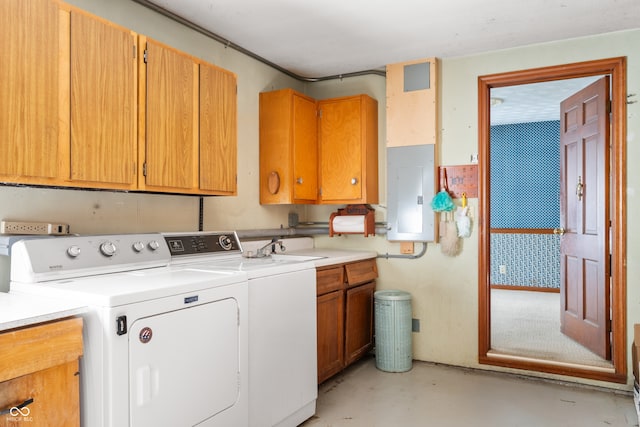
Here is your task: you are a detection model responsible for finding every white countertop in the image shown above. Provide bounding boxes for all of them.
[281,248,378,267]
[0,292,87,332]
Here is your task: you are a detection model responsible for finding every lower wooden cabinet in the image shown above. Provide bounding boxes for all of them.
[317,290,345,383]
[0,317,83,427]
[316,258,377,384]
[345,281,376,366]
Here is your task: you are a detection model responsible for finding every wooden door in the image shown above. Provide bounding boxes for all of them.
[292,94,318,202]
[317,290,345,384]
[319,96,363,202]
[70,10,137,188]
[200,63,237,194]
[559,76,610,359]
[0,0,65,183]
[143,39,198,191]
[344,281,375,366]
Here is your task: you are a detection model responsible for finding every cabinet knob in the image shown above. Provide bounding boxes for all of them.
[350,177,358,185]
[296,177,303,185]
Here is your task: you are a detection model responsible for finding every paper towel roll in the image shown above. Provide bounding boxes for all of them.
[331,215,366,233]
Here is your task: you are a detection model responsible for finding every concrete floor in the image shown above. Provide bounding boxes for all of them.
[302,356,638,427]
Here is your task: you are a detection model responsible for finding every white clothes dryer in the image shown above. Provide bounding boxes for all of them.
[10,233,249,427]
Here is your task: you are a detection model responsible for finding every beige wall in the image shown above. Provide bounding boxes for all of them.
[1,0,639,389]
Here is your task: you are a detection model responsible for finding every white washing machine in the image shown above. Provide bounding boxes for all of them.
[163,232,319,427]
[9,233,249,427]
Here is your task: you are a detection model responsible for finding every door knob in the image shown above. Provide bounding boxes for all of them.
[553,227,565,235]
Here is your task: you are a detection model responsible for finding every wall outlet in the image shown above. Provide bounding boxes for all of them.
[499,265,507,274]
[1,220,70,235]
[412,318,420,332]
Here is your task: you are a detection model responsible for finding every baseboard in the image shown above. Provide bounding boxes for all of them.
[491,284,560,293]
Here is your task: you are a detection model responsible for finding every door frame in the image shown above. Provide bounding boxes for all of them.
[477,57,627,383]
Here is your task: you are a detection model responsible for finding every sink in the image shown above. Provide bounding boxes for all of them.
[269,254,326,262]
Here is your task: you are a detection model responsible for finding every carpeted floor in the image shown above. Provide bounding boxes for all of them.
[490,288,612,368]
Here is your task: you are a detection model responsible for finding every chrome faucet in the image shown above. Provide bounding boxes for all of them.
[256,238,286,257]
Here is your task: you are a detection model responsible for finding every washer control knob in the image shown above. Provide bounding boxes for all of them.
[67,245,81,258]
[219,235,233,251]
[132,241,145,252]
[100,241,117,257]
[148,240,160,251]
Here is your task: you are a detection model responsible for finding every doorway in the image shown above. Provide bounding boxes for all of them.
[478,57,627,383]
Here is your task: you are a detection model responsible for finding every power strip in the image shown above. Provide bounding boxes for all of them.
[1,220,70,235]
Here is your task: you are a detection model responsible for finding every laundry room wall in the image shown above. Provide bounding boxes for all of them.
[1,0,639,390]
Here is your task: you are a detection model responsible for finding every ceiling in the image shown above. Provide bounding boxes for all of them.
[490,76,600,125]
[141,0,638,78]
[137,0,635,124]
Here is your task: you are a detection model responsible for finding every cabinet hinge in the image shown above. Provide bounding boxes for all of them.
[143,162,147,177]
[133,45,136,59]
[143,49,148,64]
[318,109,322,118]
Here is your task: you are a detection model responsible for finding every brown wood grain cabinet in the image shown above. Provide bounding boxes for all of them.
[259,90,378,205]
[69,8,139,189]
[139,37,238,195]
[199,64,238,195]
[318,95,379,204]
[259,89,319,204]
[316,259,377,384]
[0,0,138,190]
[0,317,83,427]
[1,0,237,195]
[0,0,66,186]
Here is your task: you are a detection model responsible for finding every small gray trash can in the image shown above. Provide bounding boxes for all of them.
[374,290,412,372]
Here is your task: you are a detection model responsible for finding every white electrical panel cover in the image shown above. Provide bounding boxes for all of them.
[386,145,435,241]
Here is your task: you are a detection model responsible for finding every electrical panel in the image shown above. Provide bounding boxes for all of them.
[386,145,435,241]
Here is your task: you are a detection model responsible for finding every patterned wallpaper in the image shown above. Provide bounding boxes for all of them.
[490,233,560,289]
[490,121,560,289]
[490,121,560,229]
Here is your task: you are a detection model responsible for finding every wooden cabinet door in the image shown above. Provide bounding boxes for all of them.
[292,93,318,202]
[0,0,66,184]
[317,290,345,384]
[259,89,318,204]
[0,361,80,427]
[141,38,199,192]
[344,281,375,366]
[200,63,237,195]
[319,95,378,204]
[70,10,137,189]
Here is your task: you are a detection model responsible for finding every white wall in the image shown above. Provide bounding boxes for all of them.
[2,0,639,389]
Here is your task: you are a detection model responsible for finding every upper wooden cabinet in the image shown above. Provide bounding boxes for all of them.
[259,90,378,205]
[0,0,66,185]
[139,37,237,195]
[318,95,378,204]
[139,38,199,193]
[70,9,138,189]
[1,0,237,195]
[259,89,318,204]
[200,64,238,195]
[0,0,139,190]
